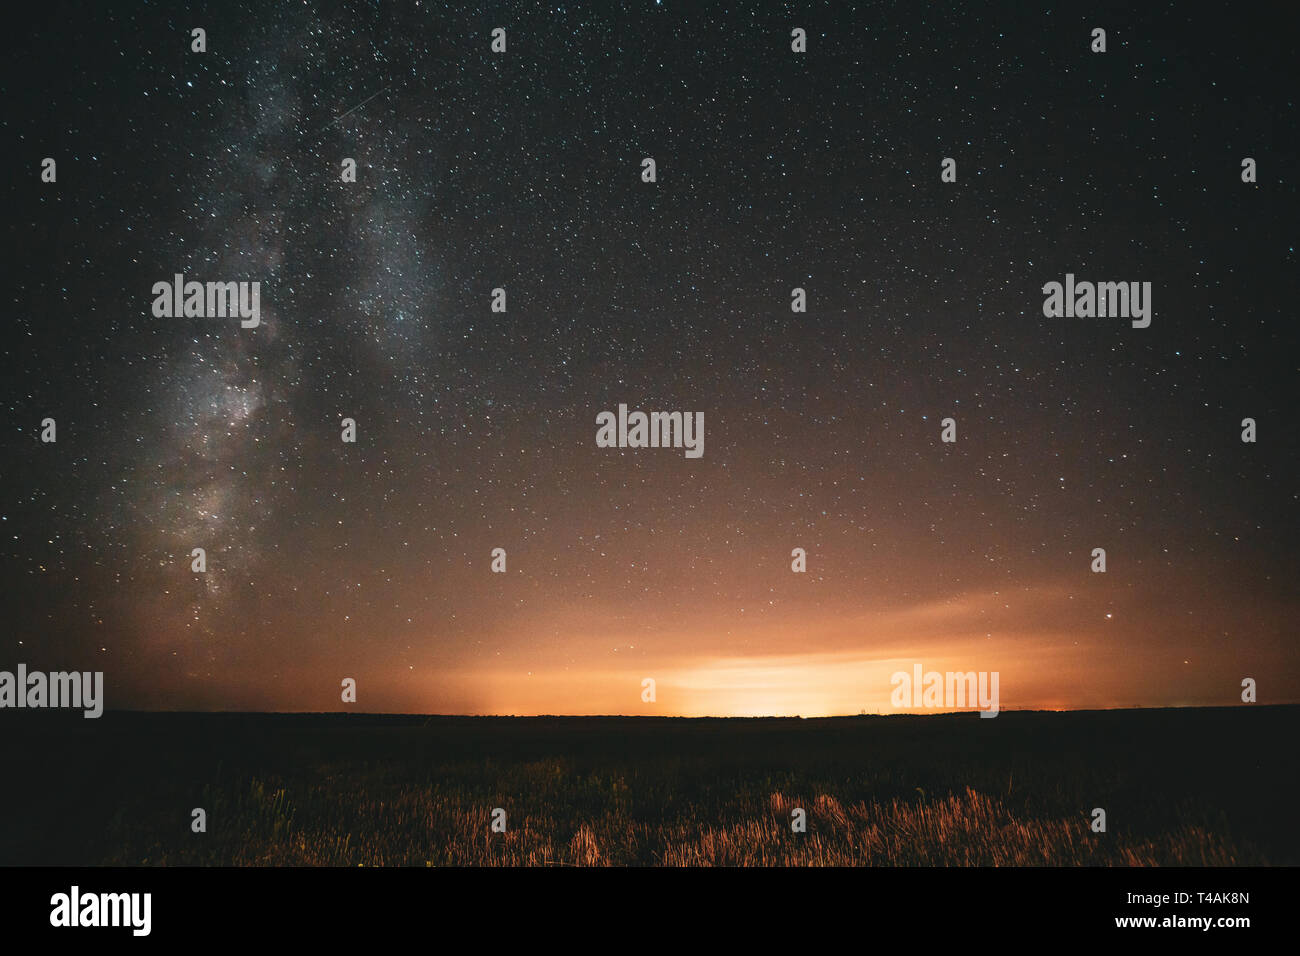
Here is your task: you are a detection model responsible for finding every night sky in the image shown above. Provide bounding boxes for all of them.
[3,1,1296,715]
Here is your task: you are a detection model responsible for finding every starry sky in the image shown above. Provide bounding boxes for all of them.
[3,1,1297,715]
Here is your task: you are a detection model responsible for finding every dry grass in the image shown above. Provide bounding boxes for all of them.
[107,775,1258,866]
[5,711,1288,866]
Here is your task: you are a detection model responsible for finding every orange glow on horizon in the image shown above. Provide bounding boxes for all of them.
[111,581,1300,716]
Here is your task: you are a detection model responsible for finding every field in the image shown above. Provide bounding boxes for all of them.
[2,707,1294,866]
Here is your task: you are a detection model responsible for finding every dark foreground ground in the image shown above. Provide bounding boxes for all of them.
[1,707,1294,866]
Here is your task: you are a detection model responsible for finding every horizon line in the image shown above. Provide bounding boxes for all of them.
[31,702,1292,719]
